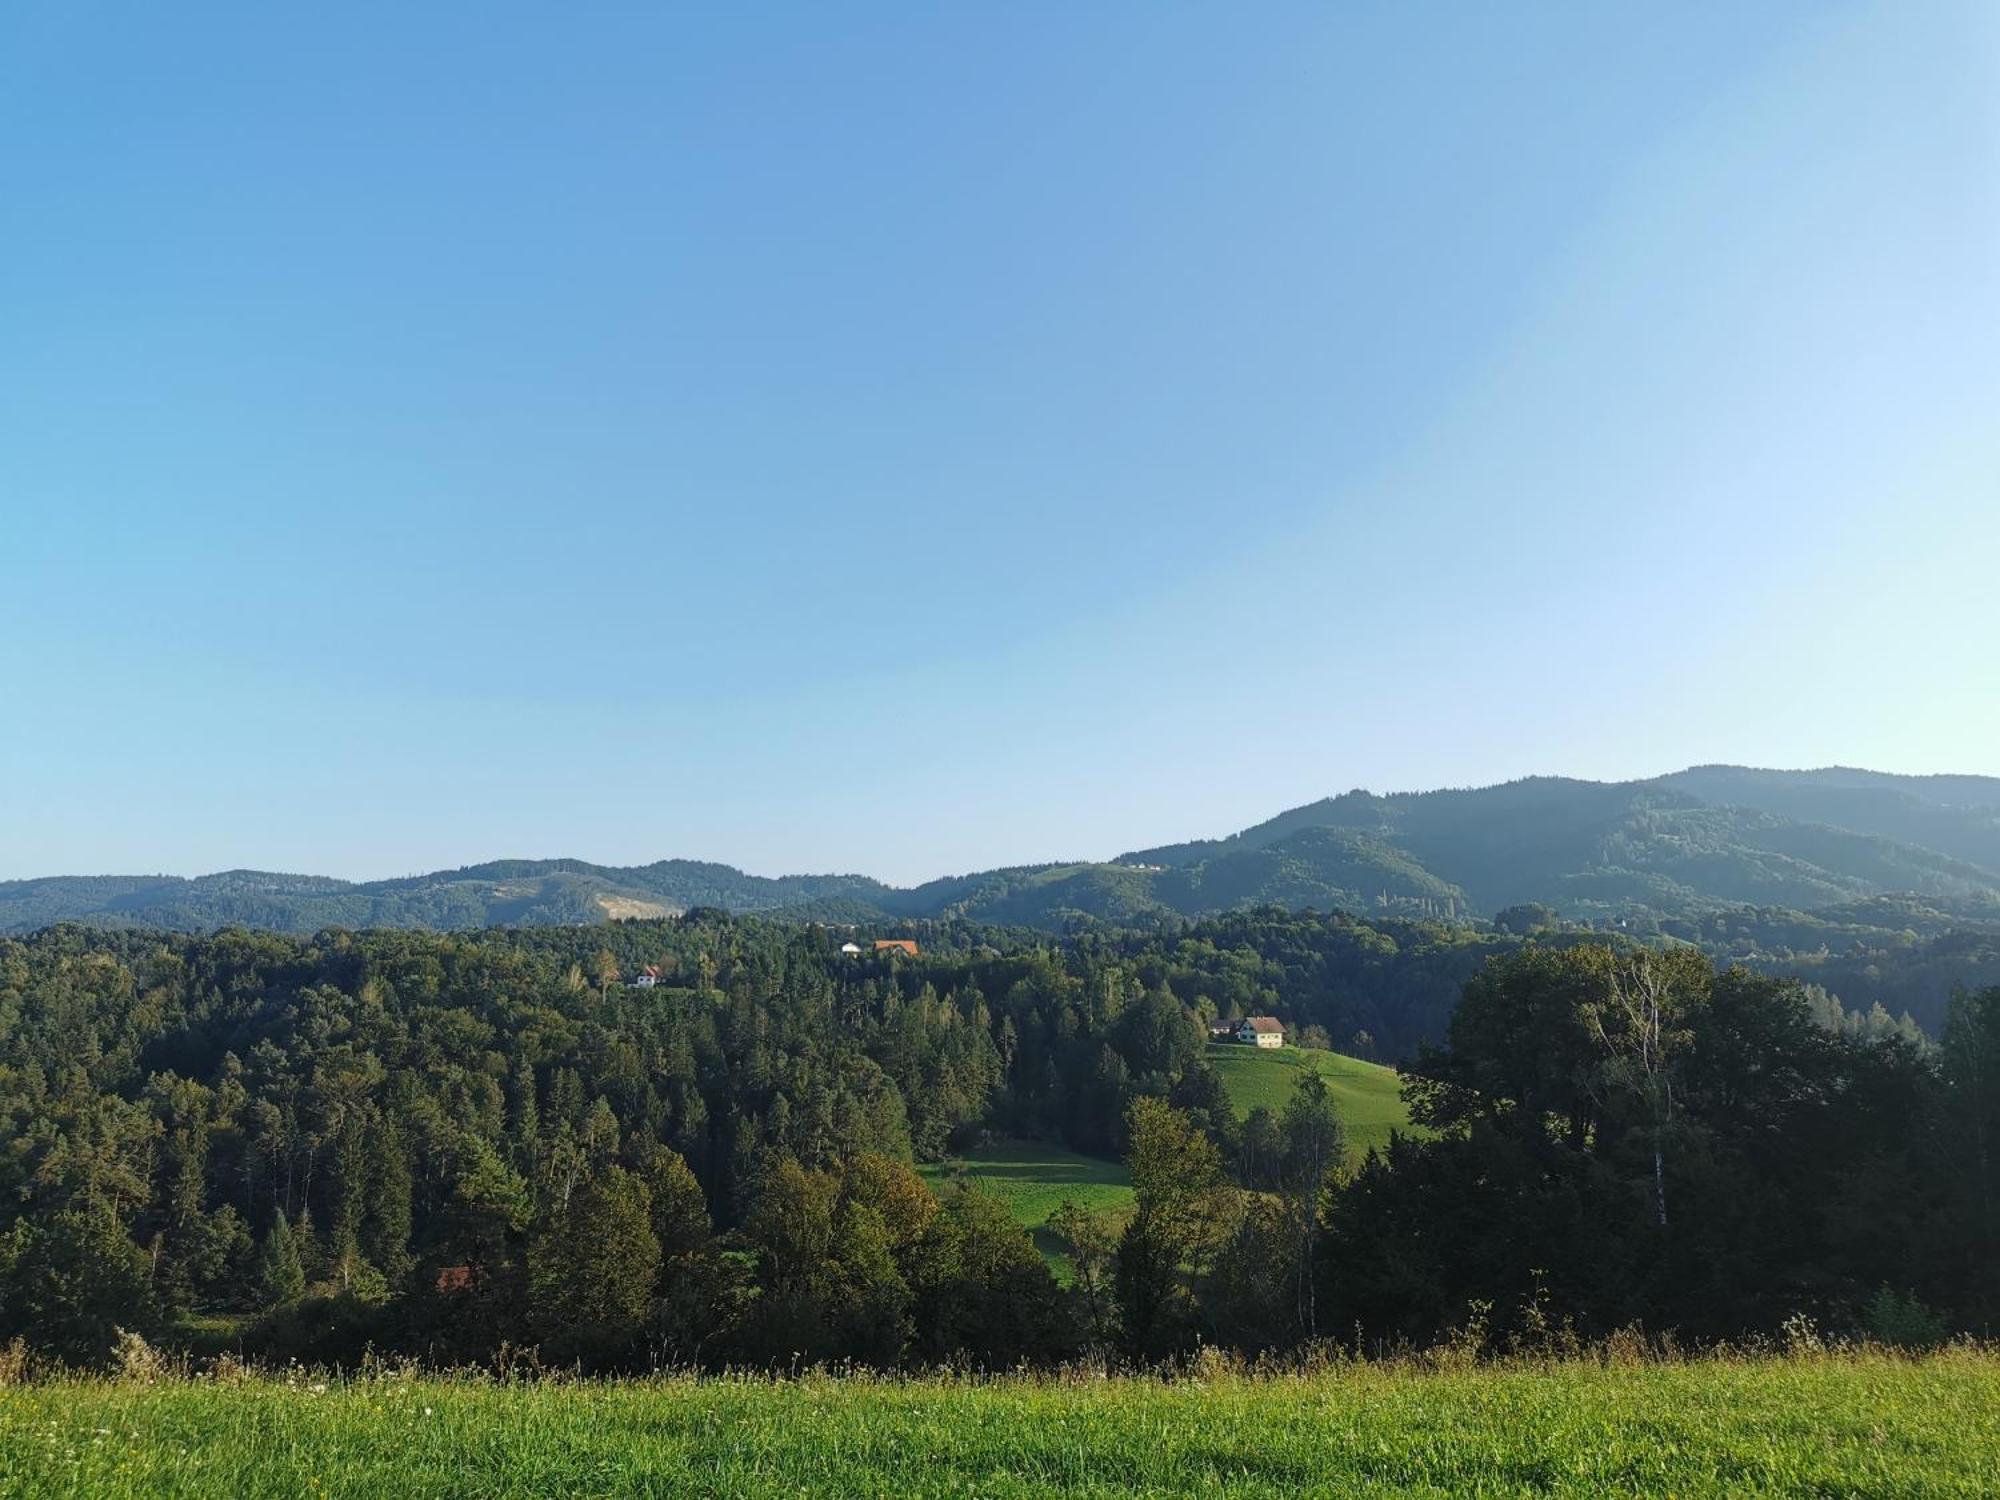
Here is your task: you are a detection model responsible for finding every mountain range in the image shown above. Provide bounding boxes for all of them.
[7,766,2000,938]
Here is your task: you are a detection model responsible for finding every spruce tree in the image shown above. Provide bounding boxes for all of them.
[258,1212,305,1307]
[365,1119,415,1287]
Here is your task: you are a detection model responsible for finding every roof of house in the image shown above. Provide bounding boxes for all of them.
[435,1265,474,1294]
[872,939,920,956]
[1241,1016,1285,1034]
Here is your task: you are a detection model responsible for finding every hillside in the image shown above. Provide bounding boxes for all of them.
[0,860,893,936]
[1648,766,2000,875]
[1123,775,2000,922]
[917,1044,1409,1273]
[1205,1043,1414,1162]
[3,907,1996,1379]
[7,766,2000,941]
[919,1143,1134,1279]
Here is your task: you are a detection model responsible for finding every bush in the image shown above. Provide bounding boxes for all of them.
[1862,1288,1946,1351]
[112,1328,167,1383]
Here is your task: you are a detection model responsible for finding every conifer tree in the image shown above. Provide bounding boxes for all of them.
[258,1212,305,1307]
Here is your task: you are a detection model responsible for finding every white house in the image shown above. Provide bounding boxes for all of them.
[1237,1016,1284,1048]
[629,964,666,989]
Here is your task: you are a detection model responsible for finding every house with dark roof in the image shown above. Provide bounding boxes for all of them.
[1236,1016,1285,1048]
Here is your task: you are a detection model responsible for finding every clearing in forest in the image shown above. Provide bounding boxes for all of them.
[1205,1041,1414,1160]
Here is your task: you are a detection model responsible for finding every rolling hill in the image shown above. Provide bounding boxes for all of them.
[1203,1042,1416,1162]
[7,766,2000,938]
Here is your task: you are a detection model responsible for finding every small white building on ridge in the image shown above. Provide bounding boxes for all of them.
[1237,1016,1285,1048]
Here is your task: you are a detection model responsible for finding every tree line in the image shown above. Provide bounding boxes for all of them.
[0,912,1992,1368]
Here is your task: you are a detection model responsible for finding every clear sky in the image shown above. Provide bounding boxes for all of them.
[3,3,1996,886]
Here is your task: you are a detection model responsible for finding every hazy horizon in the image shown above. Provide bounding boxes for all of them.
[11,759,2000,889]
[5,3,1996,887]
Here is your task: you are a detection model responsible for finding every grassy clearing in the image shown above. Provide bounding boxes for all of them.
[919,1143,1134,1276]
[923,1050,1410,1273]
[1205,1042,1414,1161]
[0,1351,1993,1497]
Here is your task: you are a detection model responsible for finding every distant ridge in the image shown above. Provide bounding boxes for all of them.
[5,765,1999,937]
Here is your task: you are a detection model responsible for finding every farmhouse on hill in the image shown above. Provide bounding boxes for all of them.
[1237,1016,1285,1048]
[629,964,666,989]
[873,938,919,957]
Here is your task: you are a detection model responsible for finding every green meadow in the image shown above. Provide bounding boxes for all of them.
[1,1351,1994,1498]
[1203,1042,1414,1161]
[918,1142,1135,1274]
[923,1046,1411,1271]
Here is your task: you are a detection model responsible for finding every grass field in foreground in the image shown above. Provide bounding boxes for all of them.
[1205,1042,1414,1161]
[0,1352,1994,1498]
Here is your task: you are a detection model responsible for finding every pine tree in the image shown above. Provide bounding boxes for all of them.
[292,1205,322,1286]
[365,1118,415,1287]
[329,1116,369,1288]
[258,1212,305,1307]
[159,1122,210,1309]
[509,1060,540,1166]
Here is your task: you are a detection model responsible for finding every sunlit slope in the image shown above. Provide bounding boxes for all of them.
[919,1048,1414,1271]
[918,1143,1134,1280]
[1206,1042,1414,1161]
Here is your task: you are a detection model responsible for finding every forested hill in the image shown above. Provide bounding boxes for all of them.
[1123,768,2000,920]
[1,909,1995,1370]
[7,767,2000,940]
[0,863,896,937]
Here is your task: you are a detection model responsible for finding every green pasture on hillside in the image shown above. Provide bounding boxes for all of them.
[922,1048,1411,1273]
[918,1143,1134,1275]
[2,1351,1994,1497]
[1205,1042,1414,1160]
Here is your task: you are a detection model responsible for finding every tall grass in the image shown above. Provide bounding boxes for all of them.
[0,1344,1994,1497]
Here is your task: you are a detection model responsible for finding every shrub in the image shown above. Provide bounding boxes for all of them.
[112,1328,167,1383]
[1862,1288,1946,1352]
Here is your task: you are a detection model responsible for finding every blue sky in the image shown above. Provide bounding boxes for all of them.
[3,2,1996,885]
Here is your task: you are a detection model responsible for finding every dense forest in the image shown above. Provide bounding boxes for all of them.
[0,907,1994,1371]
